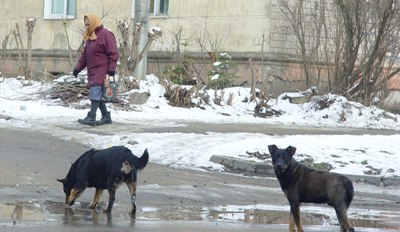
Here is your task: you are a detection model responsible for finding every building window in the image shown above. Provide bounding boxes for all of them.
[43,0,76,19]
[150,0,169,16]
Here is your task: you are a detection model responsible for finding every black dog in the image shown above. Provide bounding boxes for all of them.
[58,146,149,214]
[268,145,354,232]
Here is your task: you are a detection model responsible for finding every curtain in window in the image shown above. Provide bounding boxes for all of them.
[150,0,155,14]
[67,0,75,15]
[160,0,168,14]
[51,0,65,14]
[50,0,75,15]
[150,0,169,15]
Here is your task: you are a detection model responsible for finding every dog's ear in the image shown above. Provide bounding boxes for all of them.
[57,178,67,184]
[268,144,278,154]
[286,146,296,156]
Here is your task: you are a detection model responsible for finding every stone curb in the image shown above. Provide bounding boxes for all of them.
[210,155,400,187]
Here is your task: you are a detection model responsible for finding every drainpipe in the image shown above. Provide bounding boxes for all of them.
[134,0,150,79]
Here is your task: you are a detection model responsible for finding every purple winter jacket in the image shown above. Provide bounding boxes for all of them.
[75,25,119,87]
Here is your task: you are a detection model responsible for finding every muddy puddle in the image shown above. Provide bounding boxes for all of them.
[0,201,399,230]
[209,206,400,230]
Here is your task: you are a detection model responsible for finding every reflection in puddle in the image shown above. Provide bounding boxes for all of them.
[0,201,398,230]
[0,201,44,222]
[209,208,323,225]
[141,206,205,221]
[0,201,135,227]
[209,205,400,230]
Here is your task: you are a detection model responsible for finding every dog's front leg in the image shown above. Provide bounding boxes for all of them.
[290,203,303,232]
[104,188,116,213]
[89,188,103,209]
[126,181,137,214]
[91,210,99,224]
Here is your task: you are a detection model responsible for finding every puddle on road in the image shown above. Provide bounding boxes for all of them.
[209,207,400,230]
[0,201,399,230]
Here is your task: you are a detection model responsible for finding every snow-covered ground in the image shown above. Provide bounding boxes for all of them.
[0,75,399,178]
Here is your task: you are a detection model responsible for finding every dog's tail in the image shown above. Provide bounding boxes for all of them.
[344,180,354,208]
[134,149,149,170]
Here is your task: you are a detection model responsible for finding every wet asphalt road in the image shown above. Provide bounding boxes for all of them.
[0,128,287,232]
[0,126,399,232]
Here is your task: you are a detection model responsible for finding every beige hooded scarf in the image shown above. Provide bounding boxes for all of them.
[83,14,103,41]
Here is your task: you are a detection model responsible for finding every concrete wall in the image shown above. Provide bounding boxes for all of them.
[0,0,397,107]
[149,0,272,53]
[0,0,134,51]
[1,0,300,83]
[0,0,279,53]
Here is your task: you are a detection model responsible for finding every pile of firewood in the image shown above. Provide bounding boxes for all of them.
[45,82,88,105]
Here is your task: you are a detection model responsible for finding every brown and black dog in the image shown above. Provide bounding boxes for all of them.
[58,146,149,214]
[268,145,354,232]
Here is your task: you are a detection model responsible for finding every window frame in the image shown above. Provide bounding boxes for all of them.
[150,0,169,17]
[43,0,76,20]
